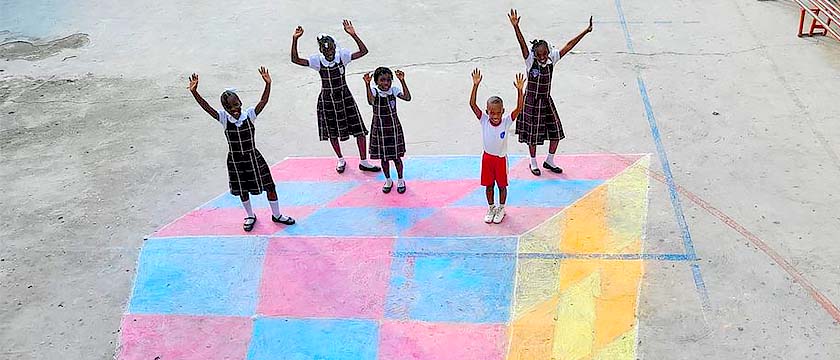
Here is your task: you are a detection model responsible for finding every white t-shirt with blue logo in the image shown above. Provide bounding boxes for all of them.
[481,112,514,157]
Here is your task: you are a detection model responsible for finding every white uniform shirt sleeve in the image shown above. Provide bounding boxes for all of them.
[307,54,322,71]
[217,109,228,127]
[550,47,562,63]
[246,107,257,122]
[525,50,535,69]
[339,48,352,66]
[503,114,514,129]
[391,83,404,98]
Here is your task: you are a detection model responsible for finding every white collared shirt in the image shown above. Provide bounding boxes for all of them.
[217,107,256,128]
[525,46,562,70]
[308,48,353,71]
[369,83,404,98]
[481,112,514,157]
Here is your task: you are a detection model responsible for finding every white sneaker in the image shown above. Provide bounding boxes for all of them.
[492,206,506,224]
[484,206,497,223]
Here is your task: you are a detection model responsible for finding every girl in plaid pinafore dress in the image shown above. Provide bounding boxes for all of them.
[290,21,381,174]
[187,68,295,232]
[509,9,593,176]
[364,67,412,194]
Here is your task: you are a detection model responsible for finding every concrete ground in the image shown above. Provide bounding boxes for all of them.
[1,0,839,359]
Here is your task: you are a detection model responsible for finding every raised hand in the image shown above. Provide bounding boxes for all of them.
[259,66,271,84]
[395,70,405,81]
[188,73,199,92]
[293,26,304,39]
[343,19,356,36]
[514,73,526,90]
[509,9,520,27]
[363,72,372,84]
[471,68,482,85]
[586,16,593,33]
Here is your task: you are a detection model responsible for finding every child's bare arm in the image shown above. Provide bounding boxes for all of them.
[363,72,374,106]
[188,73,219,121]
[255,66,271,115]
[511,73,526,121]
[291,26,310,67]
[469,69,483,120]
[559,16,593,57]
[509,9,529,60]
[344,20,369,60]
[395,70,411,101]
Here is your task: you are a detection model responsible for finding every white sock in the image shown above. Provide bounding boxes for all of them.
[385,178,393,186]
[530,157,538,168]
[269,200,281,217]
[360,159,371,167]
[546,153,556,166]
[242,200,255,218]
[338,157,346,166]
[497,203,505,209]
[397,178,405,187]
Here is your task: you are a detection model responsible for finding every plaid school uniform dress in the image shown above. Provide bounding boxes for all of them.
[515,50,566,146]
[368,86,406,160]
[221,108,275,196]
[316,58,368,141]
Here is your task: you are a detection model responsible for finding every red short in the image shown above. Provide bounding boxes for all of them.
[481,152,509,187]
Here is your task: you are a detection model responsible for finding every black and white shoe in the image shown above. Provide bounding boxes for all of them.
[243,216,257,232]
[359,163,381,172]
[543,162,563,174]
[272,215,296,225]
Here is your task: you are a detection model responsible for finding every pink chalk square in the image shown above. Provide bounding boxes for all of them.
[328,180,479,208]
[378,320,507,360]
[403,207,562,237]
[271,157,384,182]
[509,153,646,180]
[257,236,395,319]
[118,314,251,360]
[153,207,316,237]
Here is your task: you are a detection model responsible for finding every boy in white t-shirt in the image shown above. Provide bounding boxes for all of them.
[469,69,526,224]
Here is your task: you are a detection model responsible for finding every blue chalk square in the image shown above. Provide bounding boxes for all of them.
[385,238,517,323]
[129,236,267,316]
[200,181,360,209]
[454,179,603,207]
[279,207,435,236]
[246,318,379,360]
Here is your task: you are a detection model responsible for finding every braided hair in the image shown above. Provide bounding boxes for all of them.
[373,67,393,82]
[317,34,336,50]
[220,89,237,107]
[530,39,549,53]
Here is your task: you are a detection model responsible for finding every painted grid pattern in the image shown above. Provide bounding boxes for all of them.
[119,154,669,359]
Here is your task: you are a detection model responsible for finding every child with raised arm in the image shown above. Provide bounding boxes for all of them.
[188,67,296,232]
[290,20,381,174]
[469,69,526,224]
[363,67,411,194]
[509,9,592,176]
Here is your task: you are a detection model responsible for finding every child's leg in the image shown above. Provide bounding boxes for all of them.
[394,158,404,179]
[493,185,508,223]
[546,140,559,165]
[265,185,280,217]
[498,186,507,205]
[265,185,295,224]
[484,185,497,223]
[240,193,255,217]
[329,138,344,158]
[485,185,495,206]
[529,144,539,166]
[381,160,391,179]
[356,135,380,170]
[355,135,367,160]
